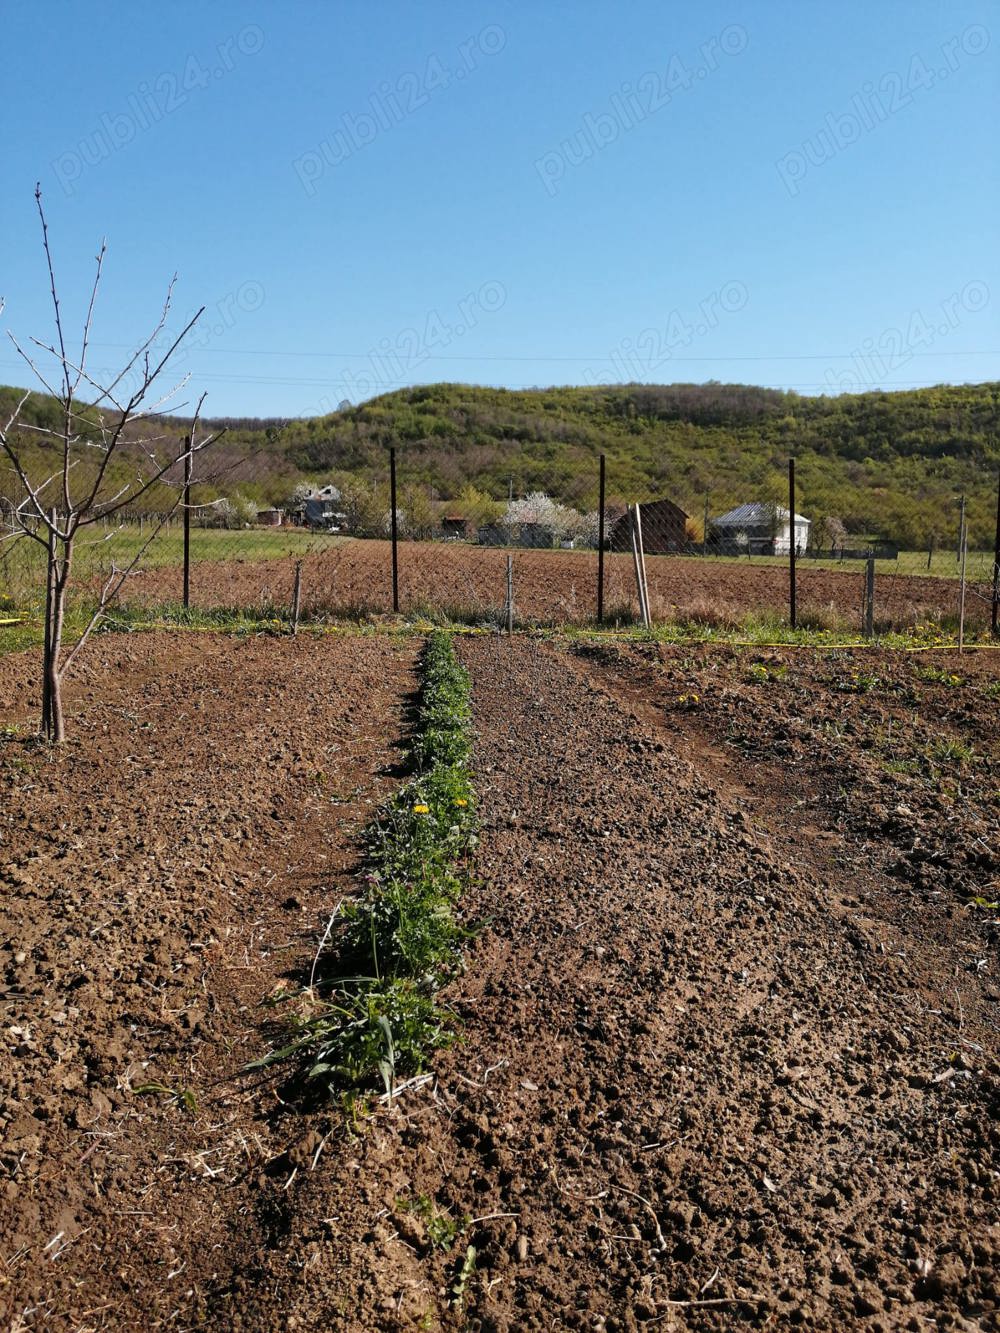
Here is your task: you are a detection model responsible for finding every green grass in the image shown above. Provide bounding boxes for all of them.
[250,630,476,1098]
[0,524,340,599]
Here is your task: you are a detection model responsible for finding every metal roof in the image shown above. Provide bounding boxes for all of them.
[712,503,809,527]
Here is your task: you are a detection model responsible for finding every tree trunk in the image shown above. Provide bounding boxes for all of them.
[43,536,71,743]
[41,520,55,737]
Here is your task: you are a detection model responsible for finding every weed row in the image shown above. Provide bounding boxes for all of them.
[252,630,475,1097]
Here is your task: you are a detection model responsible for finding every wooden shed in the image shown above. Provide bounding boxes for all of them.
[610,498,689,554]
[441,515,469,539]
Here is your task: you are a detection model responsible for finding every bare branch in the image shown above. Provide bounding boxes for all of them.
[74,240,106,393]
[35,185,70,401]
[2,388,33,437]
[9,332,64,402]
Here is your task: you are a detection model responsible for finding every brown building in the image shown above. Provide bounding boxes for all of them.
[610,498,689,554]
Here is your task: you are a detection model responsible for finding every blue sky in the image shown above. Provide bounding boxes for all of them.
[2,0,997,418]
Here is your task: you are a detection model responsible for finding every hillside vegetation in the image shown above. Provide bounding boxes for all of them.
[2,380,998,546]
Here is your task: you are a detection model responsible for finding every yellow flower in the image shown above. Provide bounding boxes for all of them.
[454,798,467,807]
[413,803,429,814]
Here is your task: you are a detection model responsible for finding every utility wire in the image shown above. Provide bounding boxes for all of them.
[44,344,1000,363]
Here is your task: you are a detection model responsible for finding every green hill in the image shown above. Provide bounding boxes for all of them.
[2,380,998,547]
[282,380,1000,546]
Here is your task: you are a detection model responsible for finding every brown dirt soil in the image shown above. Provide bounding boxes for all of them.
[0,631,418,1331]
[1,630,997,1331]
[123,540,979,631]
[234,636,999,1332]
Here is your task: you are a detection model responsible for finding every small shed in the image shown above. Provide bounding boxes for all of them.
[517,522,555,549]
[710,503,810,556]
[477,523,508,547]
[610,498,689,554]
[258,508,283,527]
[441,515,469,539]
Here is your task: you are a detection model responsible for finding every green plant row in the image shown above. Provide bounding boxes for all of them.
[252,630,476,1096]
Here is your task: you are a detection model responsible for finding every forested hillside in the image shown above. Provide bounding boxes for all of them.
[2,380,998,545]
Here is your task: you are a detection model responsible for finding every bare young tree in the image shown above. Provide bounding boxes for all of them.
[0,186,223,741]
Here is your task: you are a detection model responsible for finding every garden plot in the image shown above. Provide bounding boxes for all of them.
[239,636,999,1331]
[0,629,997,1331]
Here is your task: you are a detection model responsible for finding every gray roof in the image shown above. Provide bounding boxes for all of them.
[712,503,809,527]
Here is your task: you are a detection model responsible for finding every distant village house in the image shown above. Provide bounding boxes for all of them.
[609,498,689,554]
[710,503,810,556]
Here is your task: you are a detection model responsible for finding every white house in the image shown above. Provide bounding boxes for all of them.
[711,502,810,556]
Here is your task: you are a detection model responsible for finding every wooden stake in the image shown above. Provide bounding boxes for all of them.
[635,502,650,623]
[505,554,514,633]
[630,507,650,628]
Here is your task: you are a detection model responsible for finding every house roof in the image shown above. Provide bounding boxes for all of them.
[712,503,809,527]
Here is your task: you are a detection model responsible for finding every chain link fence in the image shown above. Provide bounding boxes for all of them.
[3,450,999,638]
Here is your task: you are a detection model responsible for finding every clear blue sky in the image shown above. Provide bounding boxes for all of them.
[2,0,997,418]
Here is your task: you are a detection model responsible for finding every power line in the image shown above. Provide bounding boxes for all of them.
[0,362,990,395]
[65,343,1000,364]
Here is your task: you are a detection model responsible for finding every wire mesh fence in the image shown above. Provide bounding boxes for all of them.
[2,450,999,638]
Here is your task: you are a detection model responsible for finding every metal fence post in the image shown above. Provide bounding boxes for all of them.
[788,458,797,629]
[389,446,399,613]
[992,469,1000,638]
[958,496,968,652]
[597,453,606,624]
[291,559,303,635]
[864,556,875,638]
[182,433,191,609]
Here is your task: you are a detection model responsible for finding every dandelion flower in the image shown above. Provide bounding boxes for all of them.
[454,798,467,807]
[413,803,430,814]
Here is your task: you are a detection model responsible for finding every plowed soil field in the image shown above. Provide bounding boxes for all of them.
[123,540,979,632]
[1,630,997,1331]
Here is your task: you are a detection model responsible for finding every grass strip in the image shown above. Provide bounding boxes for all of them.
[251,630,476,1097]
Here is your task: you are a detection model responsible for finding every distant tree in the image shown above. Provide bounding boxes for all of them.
[400,484,435,539]
[338,476,385,536]
[0,187,222,741]
[454,482,502,528]
[504,491,580,541]
[214,492,258,528]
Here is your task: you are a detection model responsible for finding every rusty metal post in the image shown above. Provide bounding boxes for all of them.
[992,469,1000,637]
[506,554,514,633]
[788,458,797,629]
[389,446,399,613]
[597,453,606,624]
